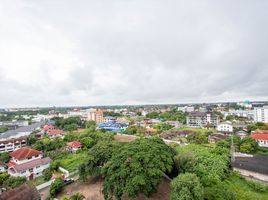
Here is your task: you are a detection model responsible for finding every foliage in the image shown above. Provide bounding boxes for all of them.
[239,137,258,153]
[174,151,196,174]
[174,145,230,186]
[0,172,10,185]
[154,123,174,134]
[85,120,96,131]
[204,182,235,200]
[146,110,187,124]
[0,152,10,163]
[54,116,83,130]
[70,192,85,200]
[170,173,203,200]
[145,111,159,119]
[43,168,53,181]
[27,136,38,146]
[247,122,268,133]
[186,132,208,144]
[0,126,8,133]
[102,137,175,199]
[79,141,121,181]
[3,176,26,189]
[64,133,80,142]
[32,137,65,152]
[50,160,60,171]
[124,125,146,136]
[79,137,94,149]
[57,151,88,172]
[50,178,64,197]
[103,112,123,117]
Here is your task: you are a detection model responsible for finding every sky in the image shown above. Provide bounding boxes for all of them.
[0,0,268,107]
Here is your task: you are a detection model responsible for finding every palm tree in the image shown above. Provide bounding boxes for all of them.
[70,192,85,200]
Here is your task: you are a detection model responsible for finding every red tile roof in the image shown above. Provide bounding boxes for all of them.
[250,134,268,141]
[67,141,82,148]
[42,125,55,131]
[9,147,41,161]
[47,129,64,136]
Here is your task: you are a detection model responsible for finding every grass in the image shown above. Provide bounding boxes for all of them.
[178,127,216,134]
[27,176,46,186]
[57,151,88,172]
[225,173,268,200]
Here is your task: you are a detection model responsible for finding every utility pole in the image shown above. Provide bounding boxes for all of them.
[231,134,235,162]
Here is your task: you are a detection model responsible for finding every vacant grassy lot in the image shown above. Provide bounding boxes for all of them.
[225,174,268,200]
[57,151,88,172]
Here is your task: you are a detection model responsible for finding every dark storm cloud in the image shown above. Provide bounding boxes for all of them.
[0,0,267,107]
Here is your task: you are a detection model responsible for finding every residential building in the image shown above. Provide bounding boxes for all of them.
[177,106,194,113]
[222,110,254,119]
[216,121,233,133]
[67,141,82,152]
[7,147,51,180]
[208,133,229,143]
[232,155,268,183]
[42,124,55,132]
[47,129,65,139]
[186,112,219,128]
[0,120,29,130]
[235,130,248,139]
[0,137,27,153]
[0,122,44,141]
[254,106,268,123]
[250,134,268,148]
[86,109,104,123]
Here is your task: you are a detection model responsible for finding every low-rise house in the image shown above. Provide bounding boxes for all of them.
[42,124,55,133]
[231,155,268,183]
[47,129,65,139]
[250,134,268,148]
[0,137,27,153]
[0,184,40,200]
[208,133,229,143]
[7,147,51,180]
[216,121,233,133]
[67,141,82,152]
[235,130,248,139]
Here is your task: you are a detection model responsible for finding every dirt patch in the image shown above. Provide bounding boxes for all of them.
[57,177,104,200]
[114,134,137,142]
[57,177,170,200]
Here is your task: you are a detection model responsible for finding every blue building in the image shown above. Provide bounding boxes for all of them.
[97,122,128,133]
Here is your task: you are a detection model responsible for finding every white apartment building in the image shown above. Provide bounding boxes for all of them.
[254,106,268,123]
[187,112,219,127]
[0,137,27,153]
[216,121,233,133]
[177,106,195,113]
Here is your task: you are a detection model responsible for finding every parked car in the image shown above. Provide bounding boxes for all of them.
[63,178,74,185]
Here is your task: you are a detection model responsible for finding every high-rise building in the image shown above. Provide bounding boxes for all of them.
[86,109,104,124]
[254,106,268,123]
[186,112,219,127]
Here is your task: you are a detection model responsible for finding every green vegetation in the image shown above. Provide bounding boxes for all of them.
[50,178,64,197]
[170,173,203,200]
[54,116,84,131]
[56,151,88,172]
[146,109,187,124]
[3,176,26,189]
[0,125,8,133]
[124,125,146,136]
[247,122,268,132]
[154,122,174,134]
[0,152,10,163]
[27,176,47,186]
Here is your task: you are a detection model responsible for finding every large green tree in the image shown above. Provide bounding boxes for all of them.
[102,137,174,199]
[50,178,64,197]
[170,173,203,200]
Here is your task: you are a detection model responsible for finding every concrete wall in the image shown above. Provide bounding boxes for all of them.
[233,167,268,183]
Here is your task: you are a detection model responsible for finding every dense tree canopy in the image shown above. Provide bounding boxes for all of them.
[102,137,175,199]
[170,173,203,200]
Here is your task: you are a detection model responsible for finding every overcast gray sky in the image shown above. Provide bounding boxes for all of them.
[0,0,268,107]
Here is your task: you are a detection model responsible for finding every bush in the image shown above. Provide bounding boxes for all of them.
[50,178,64,197]
[247,180,268,192]
[3,176,26,188]
[43,169,53,181]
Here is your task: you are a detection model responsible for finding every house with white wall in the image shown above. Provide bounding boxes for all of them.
[216,121,233,133]
[7,147,51,180]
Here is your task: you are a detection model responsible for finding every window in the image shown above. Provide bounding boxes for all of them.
[21,171,26,174]
[36,166,40,169]
[29,168,33,173]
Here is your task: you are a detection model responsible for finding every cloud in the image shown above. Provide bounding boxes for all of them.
[0,0,268,107]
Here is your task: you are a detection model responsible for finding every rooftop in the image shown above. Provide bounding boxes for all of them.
[10,147,41,160]
[250,134,268,141]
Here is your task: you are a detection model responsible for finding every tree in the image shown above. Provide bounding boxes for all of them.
[239,137,258,153]
[3,176,26,189]
[0,126,8,133]
[43,168,52,181]
[154,123,174,134]
[170,173,203,200]
[174,151,196,174]
[85,120,96,131]
[102,137,174,199]
[64,123,78,132]
[146,112,159,119]
[0,152,10,163]
[50,178,64,197]
[79,141,121,181]
[70,192,85,200]
[0,172,10,185]
[80,137,94,149]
